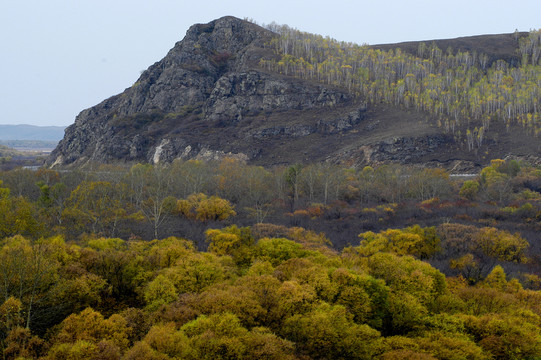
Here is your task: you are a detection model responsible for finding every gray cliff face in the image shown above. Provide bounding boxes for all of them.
[203,71,350,125]
[49,16,368,167]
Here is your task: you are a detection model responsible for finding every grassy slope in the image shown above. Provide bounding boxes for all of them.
[372,32,524,66]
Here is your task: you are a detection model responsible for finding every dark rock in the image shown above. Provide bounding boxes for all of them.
[48,16,361,167]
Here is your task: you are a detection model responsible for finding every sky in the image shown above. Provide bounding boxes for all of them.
[0,0,539,127]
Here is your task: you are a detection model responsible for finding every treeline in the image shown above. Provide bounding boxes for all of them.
[260,25,541,143]
[1,158,539,243]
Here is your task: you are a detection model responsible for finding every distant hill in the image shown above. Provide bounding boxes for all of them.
[0,144,24,157]
[0,125,66,141]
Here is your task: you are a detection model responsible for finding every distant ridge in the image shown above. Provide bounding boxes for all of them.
[372,32,525,67]
[0,125,66,141]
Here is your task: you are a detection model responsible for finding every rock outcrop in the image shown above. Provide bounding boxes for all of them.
[49,16,369,166]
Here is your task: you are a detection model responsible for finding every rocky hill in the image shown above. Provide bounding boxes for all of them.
[48,17,540,171]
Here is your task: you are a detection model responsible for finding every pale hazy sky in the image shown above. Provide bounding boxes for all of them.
[0,0,539,126]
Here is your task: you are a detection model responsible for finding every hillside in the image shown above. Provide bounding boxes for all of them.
[0,144,23,158]
[48,17,540,170]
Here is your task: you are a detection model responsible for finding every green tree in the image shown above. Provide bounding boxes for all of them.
[282,302,382,359]
[206,225,254,268]
[254,237,305,266]
[475,227,529,263]
[459,180,480,200]
[367,252,447,311]
[46,308,130,359]
[0,236,60,331]
[182,312,295,360]
[62,181,135,236]
[0,182,40,239]
[463,314,541,360]
[125,322,192,359]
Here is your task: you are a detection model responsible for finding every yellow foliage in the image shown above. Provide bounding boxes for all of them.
[206,230,241,256]
[160,251,233,295]
[483,265,508,291]
[358,226,440,259]
[195,195,236,221]
[463,313,541,359]
[0,180,10,198]
[176,193,236,221]
[287,227,333,252]
[490,159,506,169]
[475,227,529,263]
[146,236,195,268]
[459,180,480,200]
[87,237,126,251]
[0,297,23,331]
[47,340,97,360]
[0,196,40,238]
[367,252,447,307]
[51,307,130,355]
[205,225,254,268]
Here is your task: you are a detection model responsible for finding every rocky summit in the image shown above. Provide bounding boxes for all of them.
[48,16,540,170]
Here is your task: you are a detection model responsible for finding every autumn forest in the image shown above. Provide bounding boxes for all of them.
[1,156,541,359]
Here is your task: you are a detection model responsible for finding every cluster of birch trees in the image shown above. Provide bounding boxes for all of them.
[260,25,541,145]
